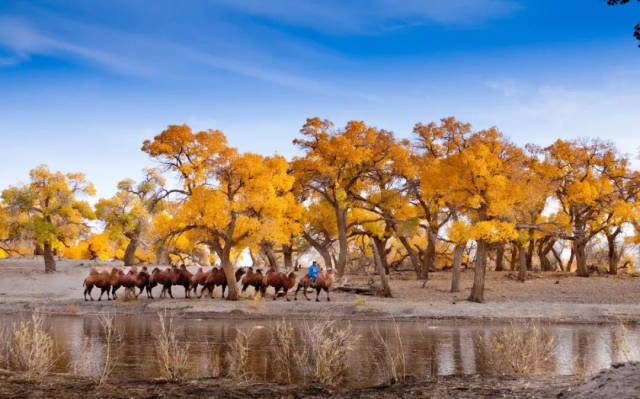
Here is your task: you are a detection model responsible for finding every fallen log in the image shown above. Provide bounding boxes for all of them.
[333,284,378,296]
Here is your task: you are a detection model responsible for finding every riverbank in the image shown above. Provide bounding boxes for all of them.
[1,257,639,323]
[0,369,583,399]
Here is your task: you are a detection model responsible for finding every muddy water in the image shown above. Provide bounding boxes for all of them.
[5,314,640,388]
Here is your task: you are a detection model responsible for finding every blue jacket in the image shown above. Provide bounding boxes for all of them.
[308,264,320,279]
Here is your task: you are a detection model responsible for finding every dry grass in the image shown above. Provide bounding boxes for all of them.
[155,311,192,382]
[354,297,366,307]
[478,321,556,375]
[270,320,297,383]
[95,313,120,385]
[226,325,264,382]
[294,320,357,387]
[371,320,407,384]
[9,311,56,381]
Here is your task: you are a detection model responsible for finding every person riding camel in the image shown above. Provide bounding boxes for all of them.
[308,260,320,287]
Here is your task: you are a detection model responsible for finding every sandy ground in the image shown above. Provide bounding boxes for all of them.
[1,257,640,323]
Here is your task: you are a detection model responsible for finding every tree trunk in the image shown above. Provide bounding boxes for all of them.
[510,243,518,271]
[468,240,488,303]
[551,247,564,271]
[606,230,621,275]
[574,238,589,277]
[282,244,293,271]
[220,248,239,300]
[518,243,527,282]
[398,235,421,279]
[335,207,349,276]
[538,242,552,272]
[567,248,575,272]
[526,239,534,271]
[373,236,390,275]
[495,242,505,272]
[34,244,44,256]
[421,228,438,280]
[371,241,392,297]
[261,242,279,270]
[43,242,56,273]
[450,243,465,293]
[123,237,139,266]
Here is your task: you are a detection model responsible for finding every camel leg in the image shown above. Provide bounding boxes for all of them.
[168,285,174,299]
[98,287,105,301]
[303,286,310,301]
[284,289,290,302]
[294,285,300,301]
[85,285,94,301]
[315,287,321,302]
[326,288,331,302]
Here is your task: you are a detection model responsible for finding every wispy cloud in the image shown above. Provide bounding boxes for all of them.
[211,0,521,33]
[0,14,373,99]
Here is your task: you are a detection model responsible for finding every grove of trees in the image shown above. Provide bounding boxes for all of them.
[1,117,639,302]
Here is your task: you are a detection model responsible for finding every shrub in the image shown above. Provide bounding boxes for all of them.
[9,311,56,381]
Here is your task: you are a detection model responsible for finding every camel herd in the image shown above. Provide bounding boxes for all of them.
[82,265,335,302]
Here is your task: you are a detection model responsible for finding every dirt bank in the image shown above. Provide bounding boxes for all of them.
[1,257,639,323]
[559,362,640,399]
[0,370,582,399]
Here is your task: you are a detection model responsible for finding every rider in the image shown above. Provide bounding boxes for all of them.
[308,260,320,287]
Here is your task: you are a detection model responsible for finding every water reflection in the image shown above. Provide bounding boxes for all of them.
[5,314,640,388]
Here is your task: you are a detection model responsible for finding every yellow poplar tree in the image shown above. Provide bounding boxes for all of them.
[142,125,297,300]
[1,165,95,272]
[543,139,627,277]
[292,118,399,276]
[437,128,524,302]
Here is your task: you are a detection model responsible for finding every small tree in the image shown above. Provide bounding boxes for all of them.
[1,165,95,272]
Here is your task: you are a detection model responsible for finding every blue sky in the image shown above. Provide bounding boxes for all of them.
[0,0,639,200]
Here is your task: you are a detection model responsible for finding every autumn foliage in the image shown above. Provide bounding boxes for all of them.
[2,117,640,302]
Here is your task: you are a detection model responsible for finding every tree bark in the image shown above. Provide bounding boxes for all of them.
[518,243,527,282]
[537,240,552,272]
[43,242,56,273]
[282,244,294,271]
[398,235,421,278]
[123,236,139,266]
[261,242,279,270]
[450,243,465,293]
[373,236,390,275]
[468,240,488,303]
[509,243,518,271]
[335,207,349,276]
[421,228,438,280]
[574,238,589,277]
[526,239,534,271]
[220,248,239,300]
[371,241,392,297]
[606,230,621,275]
[495,242,505,272]
[567,248,575,272]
